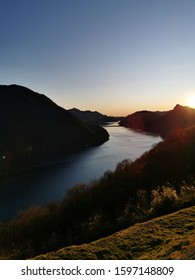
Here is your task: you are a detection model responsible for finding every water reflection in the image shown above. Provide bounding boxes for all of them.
[0,125,161,220]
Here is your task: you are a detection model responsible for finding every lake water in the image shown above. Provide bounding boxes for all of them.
[0,124,162,220]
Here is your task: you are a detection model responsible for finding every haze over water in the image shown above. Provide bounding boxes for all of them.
[0,125,161,220]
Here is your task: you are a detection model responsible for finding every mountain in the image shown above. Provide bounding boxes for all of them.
[119,104,195,137]
[119,110,166,132]
[0,85,109,175]
[68,108,123,125]
[152,104,195,137]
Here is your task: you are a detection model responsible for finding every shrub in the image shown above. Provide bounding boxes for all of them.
[1,126,195,259]
[150,185,178,216]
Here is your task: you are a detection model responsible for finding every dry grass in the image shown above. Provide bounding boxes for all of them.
[34,206,195,260]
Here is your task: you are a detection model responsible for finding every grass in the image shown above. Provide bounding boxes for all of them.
[33,206,195,260]
[1,125,195,260]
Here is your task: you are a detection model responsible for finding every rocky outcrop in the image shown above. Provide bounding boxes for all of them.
[0,85,109,175]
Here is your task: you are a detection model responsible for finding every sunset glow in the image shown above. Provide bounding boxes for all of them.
[1,1,195,115]
[187,95,195,108]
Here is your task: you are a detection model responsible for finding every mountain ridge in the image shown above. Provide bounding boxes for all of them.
[0,84,109,176]
[68,108,123,124]
[119,104,195,137]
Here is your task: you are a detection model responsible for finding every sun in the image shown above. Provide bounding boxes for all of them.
[187,95,195,108]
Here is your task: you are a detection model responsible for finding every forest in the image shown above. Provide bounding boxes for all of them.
[0,125,195,259]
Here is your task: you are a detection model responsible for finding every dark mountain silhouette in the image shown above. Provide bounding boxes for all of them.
[119,110,166,132]
[152,104,195,137]
[119,104,195,137]
[69,108,123,125]
[0,85,109,175]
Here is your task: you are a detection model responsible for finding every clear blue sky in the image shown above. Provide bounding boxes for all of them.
[1,0,195,116]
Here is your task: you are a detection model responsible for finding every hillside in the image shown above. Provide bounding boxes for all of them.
[0,125,194,260]
[69,108,123,124]
[34,206,195,260]
[119,110,166,132]
[0,85,109,176]
[120,105,195,137]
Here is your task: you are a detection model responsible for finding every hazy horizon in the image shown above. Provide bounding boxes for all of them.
[1,0,195,116]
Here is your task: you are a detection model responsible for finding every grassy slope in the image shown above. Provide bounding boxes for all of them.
[34,206,195,260]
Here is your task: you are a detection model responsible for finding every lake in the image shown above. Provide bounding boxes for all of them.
[0,124,162,220]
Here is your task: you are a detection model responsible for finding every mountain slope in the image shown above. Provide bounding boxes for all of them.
[69,108,123,124]
[120,105,195,137]
[34,206,195,260]
[119,110,166,132]
[0,85,109,175]
[0,125,195,259]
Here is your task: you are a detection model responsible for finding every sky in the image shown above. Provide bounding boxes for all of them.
[1,0,195,116]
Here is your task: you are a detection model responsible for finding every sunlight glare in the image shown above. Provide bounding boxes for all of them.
[187,95,195,108]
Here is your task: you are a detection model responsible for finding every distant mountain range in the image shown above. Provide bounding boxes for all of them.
[0,85,109,175]
[119,104,195,137]
[68,108,123,124]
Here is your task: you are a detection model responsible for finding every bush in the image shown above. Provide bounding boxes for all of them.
[150,185,178,216]
[0,126,195,259]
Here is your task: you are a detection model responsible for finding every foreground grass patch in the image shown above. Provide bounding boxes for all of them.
[34,206,195,260]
